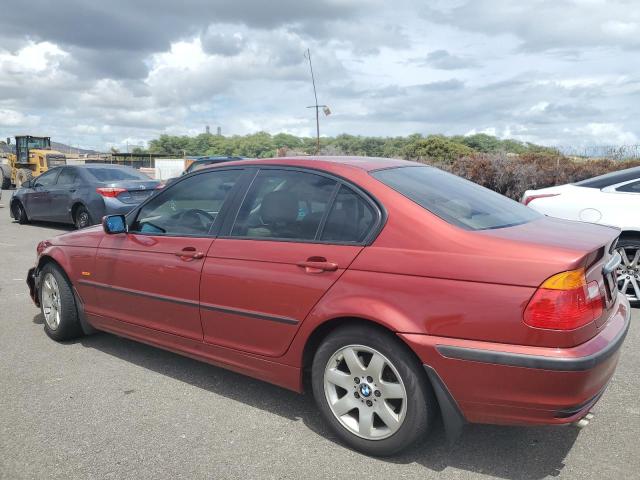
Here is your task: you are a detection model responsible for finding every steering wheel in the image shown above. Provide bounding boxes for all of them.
[174,209,215,232]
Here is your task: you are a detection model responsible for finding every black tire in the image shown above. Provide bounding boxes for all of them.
[311,324,435,456]
[15,168,33,188]
[617,236,640,307]
[11,201,29,224]
[74,205,93,229]
[39,263,84,341]
[0,165,10,189]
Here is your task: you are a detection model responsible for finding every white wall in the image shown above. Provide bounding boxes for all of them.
[154,158,185,180]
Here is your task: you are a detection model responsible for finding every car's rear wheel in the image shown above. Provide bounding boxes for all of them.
[617,237,640,307]
[11,201,29,224]
[311,324,435,456]
[39,263,84,341]
[74,205,92,229]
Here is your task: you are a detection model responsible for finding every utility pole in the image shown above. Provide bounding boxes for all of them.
[304,49,330,154]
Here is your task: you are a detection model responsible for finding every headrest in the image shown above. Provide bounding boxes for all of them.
[260,190,299,224]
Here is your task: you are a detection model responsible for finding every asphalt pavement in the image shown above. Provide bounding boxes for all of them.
[1,190,638,480]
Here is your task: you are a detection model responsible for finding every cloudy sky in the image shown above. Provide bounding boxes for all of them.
[1,0,639,151]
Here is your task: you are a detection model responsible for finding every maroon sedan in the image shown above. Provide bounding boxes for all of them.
[27,157,630,456]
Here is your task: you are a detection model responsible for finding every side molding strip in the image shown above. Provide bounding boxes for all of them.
[77,279,298,325]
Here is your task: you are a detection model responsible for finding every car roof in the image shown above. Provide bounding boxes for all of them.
[574,165,640,188]
[200,156,416,172]
[71,163,135,169]
[193,156,244,162]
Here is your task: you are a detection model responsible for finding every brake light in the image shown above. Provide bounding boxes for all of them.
[524,268,604,330]
[96,187,126,198]
[522,193,560,206]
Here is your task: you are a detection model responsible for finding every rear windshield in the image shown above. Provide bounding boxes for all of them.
[574,166,640,189]
[86,167,150,182]
[372,166,541,230]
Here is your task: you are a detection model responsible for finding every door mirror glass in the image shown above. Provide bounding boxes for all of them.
[103,215,127,234]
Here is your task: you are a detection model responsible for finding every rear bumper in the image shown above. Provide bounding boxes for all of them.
[402,295,631,426]
[103,197,139,216]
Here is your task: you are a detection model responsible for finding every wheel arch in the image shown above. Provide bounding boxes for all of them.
[618,230,640,241]
[300,315,466,443]
[71,201,88,220]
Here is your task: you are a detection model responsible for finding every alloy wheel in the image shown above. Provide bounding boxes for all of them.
[323,345,407,440]
[617,246,640,302]
[77,211,90,229]
[42,273,62,331]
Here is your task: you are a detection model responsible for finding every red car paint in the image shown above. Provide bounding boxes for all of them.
[29,156,630,431]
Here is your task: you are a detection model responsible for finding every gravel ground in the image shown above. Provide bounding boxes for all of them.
[1,190,638,480]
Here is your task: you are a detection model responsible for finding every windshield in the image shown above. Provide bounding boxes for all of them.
[86,167,151,182]
[372,166,541,230]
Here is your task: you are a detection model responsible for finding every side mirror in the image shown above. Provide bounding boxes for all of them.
[103,214,127,234]
[22,180,32,189]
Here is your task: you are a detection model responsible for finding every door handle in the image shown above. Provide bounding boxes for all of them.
[174,247,205,260]
[68,189,76,193]
[296,257,339,273]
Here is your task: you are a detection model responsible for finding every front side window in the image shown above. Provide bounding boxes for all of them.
[34,169,59,187]
[131,169,241,236]
[231,170,337,241]
[372,166,541,231]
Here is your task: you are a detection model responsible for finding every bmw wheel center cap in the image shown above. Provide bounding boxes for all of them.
[359,383,372,397]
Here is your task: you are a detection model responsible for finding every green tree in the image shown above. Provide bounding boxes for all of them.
[402,135,474,161]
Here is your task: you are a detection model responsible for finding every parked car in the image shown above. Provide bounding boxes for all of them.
[27,157,630,456]
[522,166,640,306]
[10,164,161,229]
[164,156,245,186]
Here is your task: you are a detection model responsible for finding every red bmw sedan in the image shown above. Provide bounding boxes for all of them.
[27,157,630,456]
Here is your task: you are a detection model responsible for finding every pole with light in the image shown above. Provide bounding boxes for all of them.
[304,49,331,154]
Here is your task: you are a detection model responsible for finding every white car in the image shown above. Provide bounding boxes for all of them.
[522,166,640,306]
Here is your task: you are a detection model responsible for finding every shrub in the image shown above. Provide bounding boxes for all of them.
[417,153,640,200]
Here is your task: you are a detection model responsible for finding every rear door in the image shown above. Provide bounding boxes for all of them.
[91,168,244,340]
[200,167,381,357]
[26,168,61,221]
[49,167,78,222]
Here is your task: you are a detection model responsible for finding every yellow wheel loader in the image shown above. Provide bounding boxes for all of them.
[0,136,67,189]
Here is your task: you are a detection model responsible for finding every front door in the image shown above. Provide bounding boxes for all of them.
[25,168,60,221]
[91,168,244,340]
[201,168,379,357]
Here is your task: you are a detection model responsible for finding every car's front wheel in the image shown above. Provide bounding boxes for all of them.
[617,236,640,307]
[39,263,84,341]
[312,324,435,456]
[11,201,29,224]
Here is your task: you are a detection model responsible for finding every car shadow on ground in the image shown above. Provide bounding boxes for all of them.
[34,313,579,480]
[10,218,75,232]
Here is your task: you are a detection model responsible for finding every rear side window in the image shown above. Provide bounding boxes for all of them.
[321,186,375,243]
[372,166,540,231]
[86,167,150,182]
[57,168,78,186]
[231,170,337,241]
[616,180,640,193]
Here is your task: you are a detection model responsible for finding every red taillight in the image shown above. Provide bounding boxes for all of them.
[524,269,604,330]
[96,187,126,198]
[522,193,560,206]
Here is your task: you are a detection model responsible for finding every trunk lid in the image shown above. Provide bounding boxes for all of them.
[101,180,160,204]
[480,215,621,333]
